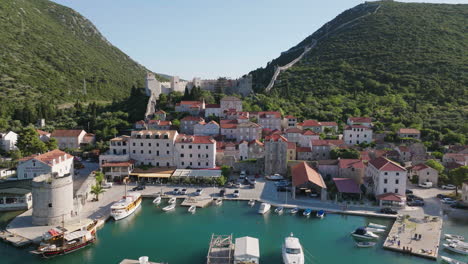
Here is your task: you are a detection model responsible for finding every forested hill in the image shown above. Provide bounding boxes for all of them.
[247,1,467,135]
[0,0,163,121]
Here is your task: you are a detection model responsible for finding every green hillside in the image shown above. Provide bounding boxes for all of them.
[0,0,163,121]
[248,1,467,138]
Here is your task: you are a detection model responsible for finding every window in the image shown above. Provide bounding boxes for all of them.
[146,135,151,139]
[384,172,388,175]
[148,143,151,147]
[166,143,169,147]
[164,135,168,139]
[190,162,192,166]
[140,143,143,147]
[48,203,52,207]
[167,162,170,166]
[181,162,184,166]
[383,188,387,193]
[156,162,159,166]
[157,143,159,147]
[24,173,27,178]
[140,150,143,154]
[384,179,388,184]
[396,172,399,176]
[180,154,184,157]
[206,146,209,149]
[198,154,201,158]
[133,150,136,154]
[167,151,169,154]
[427,172,430,175]
[133,143,136,146]
[198,145,201,149]
[395,188,398,194]
[206,162,209,166]
[156,151,159,156]
[198,162,201,166]
[190,154,192,158]
[181,145,184,149]
[395,179,399,184]
[149,150,152,154]
[189,145,192,149]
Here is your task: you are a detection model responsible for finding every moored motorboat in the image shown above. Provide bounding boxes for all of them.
[368,223,387,229]
[162,203,176,212]
[356,241,376,248]
[440,256,467,264]
[316,210,325,218]
[168,197,177,204]
[282,233,305,264]
[366,227,385,233]
[31,230,96,258]
[443,243,468,255]
[446,239,468,247]
[188,205,196,214]
[258,203,271,214]
[275,207,284,214]
[248,199,255,207]
[303,209,312,217]
[214,198,222,206]
[152,196,161,205]
[351,227,379,240]
[445,234,465,241]
[110,192,142,221]
[289,207,299,214]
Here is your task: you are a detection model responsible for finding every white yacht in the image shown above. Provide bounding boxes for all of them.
[188,205,196,214]
[282,233,305,264]
[258,203,271,214]
[110,192,142,221]
[440,256,467,264]
[162,203,176,212]
[351,227,379,240]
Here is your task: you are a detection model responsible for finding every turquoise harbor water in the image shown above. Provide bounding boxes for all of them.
[1,199,467,264]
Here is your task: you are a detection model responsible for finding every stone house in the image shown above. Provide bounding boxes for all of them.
[205,104,221,117]
[319,122,338,134]
[174,135,216,169]
[194,121,220,136]
[310,139,345,160]
[236,122,261,142]
[36,129,51,142]
[148,120,172,130]
[297,147,313,161]
[298,130,320,147]
[347,117,372,128]
[180,116,205,135]
[154,110,167,121]
[397,128,421,140]
[51,129,88,149]
[257,111,282,130]
[284,128,303,143]
[220,120,238,140]
[175,100,205,114]
[282,115,297,129]
[220,96,242,113]
[343,125,373,145]
[338,159,365,184]
[410,163,439,186]
[299,120,321,133]
[264,134,288,175]
[317,160,339,180]
[395,146,411,163]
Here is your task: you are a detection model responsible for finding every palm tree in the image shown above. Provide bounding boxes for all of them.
[95,171,105,185]
[91,184,106,201]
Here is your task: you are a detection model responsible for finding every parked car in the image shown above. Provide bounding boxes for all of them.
[226,182,235,188]
[195,189,203,196]
[418,182,433,188]
[450,202,468,210]
[441,198,456,204]
[407,200,425,206]
[233,190,240,198]
[405,189,413,194]
[101,182,113,189]
[248,178,256,184]
[275,180,291,187]
[180,188,187,195]
[219,188,226,197]
[132,185,145,191]
[436,194,448,199]
[442,184,456,190]
[380,208,398,215]
[239,170,246,179]
[407,194,424,201]
[173,188,180,195]
[235,182,242,188]
[266,174,284,181]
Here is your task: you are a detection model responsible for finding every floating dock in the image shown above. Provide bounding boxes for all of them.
[383,215,442,260]
[206,234,234,264]
[181,197,213,208]
[120,258,167,264]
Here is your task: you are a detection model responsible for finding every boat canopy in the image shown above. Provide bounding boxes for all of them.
[64,231,89,241]
[284,236,301,250]
[234,236,260,259]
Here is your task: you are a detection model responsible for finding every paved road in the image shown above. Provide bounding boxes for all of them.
[399,183,454,218]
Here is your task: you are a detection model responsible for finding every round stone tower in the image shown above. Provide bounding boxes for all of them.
[32,173,74,226]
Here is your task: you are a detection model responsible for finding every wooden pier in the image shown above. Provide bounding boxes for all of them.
[206,234,234,264]
[383,215,442,260]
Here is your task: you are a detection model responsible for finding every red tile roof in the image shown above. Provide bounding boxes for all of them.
[411,163,429,171]
[205,104,220,108]
[302,120,320,127]
[51,129,85,137]
[148,120,172,125]
[176,135,215,144]
[284,115,296,119]
[291,162,326,188]
[258,111,281,118]
[348,117,372,123]
[19,149,73,166]
[36,129,50,136]
[302,130,319,136]
[285,128,303,134]
[369,157,406,172]
[135,120,145,125]
[220,120,238,129]
[312,139,345,147]
[177,101,202,106]
[155,110,166,114]
[398,128,420,134]
[296,147,311,153]
[287,142,296,149]
[338,159,365,169]
[265,134,288,142]
[344,125,371,130]
[397,146,410,152]
[249,139,264,146]
[333,178,361,193]
[376,193,403,202]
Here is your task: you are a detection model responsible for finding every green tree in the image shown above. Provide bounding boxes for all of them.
[330,148,360,159]
[425,159,444,174]
[95,171,105,185]
[221,165,231,178]
[45,137,58,151]
[16,127,47,156]
[450,166,468,195]
[91,184,106,201]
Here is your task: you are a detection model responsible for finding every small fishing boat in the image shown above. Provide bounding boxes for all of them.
[168,197,177,204]
[366,227,385,233]
[289,207,299,214]
[258,203,271,214]
[282,233,305,264]
[356,241,376,248]
[316,210,325,218]
[446,239,468,247]
[248,200,255,207]
[445,234,465,241]
[162,203,176,212]
[188,205,196,214]
[303,209,312,217]
[443,243,468,255]
[152,196,161,205]
[351,227,379,240]
[440,256,467,264]
[214,198,222,206]
[275,207,284,214]
[368,223,387,229]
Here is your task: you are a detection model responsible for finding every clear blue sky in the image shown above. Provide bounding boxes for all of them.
[52,0,467,80]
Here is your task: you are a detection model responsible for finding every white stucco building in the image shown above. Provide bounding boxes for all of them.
[236,122,261,142]
[0,131,18,152]
[257,111,282,130]
[343,125,373,145]
[366,157,407,206]
[174,135,216,169]
[17,149,74,180]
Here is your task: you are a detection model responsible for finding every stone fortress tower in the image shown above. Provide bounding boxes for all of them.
[32,172,74,226]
